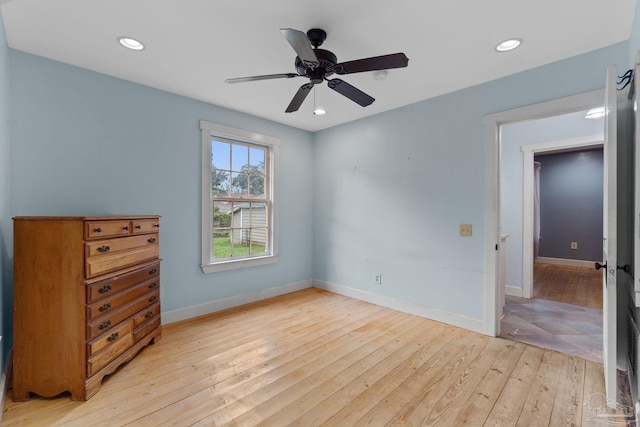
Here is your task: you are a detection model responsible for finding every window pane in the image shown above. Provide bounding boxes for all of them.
[249,175,265,198]
[249,203,267,227]
[211,140,230,170]
[232,144,248,172]
[212,231,231,259]
[250,229,268,255]
[213,201,232,228]
[231,172,248,196]
[250,148,265,171]
[211,170,230,196]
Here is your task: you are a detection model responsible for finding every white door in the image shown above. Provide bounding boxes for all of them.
[602,64,618,406]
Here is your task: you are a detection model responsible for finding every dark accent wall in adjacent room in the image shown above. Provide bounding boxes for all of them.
[536,148,603,261]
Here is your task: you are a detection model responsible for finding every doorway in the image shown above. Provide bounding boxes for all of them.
[484,93,606,362]
[510,152,604,364]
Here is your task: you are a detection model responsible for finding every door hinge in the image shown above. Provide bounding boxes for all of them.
[496,244,499,251]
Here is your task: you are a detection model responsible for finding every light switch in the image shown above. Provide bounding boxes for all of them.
[459,224,472,236]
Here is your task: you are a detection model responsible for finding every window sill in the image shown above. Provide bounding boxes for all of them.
[201,254,279,274]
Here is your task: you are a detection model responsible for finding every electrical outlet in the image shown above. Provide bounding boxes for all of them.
[459,224,472,236]
[374,273,382,285]
[571,242,578,250]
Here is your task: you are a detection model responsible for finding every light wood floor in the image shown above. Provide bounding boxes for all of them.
[533,263,602,309]
[3,288,630,426]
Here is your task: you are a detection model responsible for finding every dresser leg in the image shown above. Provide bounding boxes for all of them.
[11,387,29,402]
[70,389,87,401]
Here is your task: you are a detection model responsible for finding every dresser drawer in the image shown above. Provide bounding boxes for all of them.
[132,219,160,234]
[87,328,134,376]
[87,279,160,321]
[85,234,158,259]
[85,220,132,239]
[87,321,132,357]
[133,317,161,342]
[85,245,159,279]
[87,289,160,340]
[86,262,159,304]
[132,302,161,329]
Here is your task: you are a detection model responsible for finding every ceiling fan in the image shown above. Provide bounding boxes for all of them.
[225,28,409,113]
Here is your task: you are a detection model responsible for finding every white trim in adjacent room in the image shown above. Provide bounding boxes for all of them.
[535,257,598,269]
[505,285,524,297]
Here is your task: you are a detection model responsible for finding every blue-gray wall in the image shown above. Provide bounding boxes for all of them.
[536,149,603,261]
[313,43,627,321]
[0,10,9,372]
[9,51,315,316]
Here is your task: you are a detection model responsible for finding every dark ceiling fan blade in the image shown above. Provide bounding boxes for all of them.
[225,73,300,84]
[333,53,409,75]
[327,79,374,107]
[280,28,319,68]
[285,83,315,113]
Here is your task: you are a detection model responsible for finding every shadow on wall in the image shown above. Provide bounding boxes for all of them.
[0,224,11,374]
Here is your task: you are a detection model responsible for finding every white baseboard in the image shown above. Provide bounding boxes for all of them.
[162,279,313,324]
[312,280,485,335]
[536,257,597,269]
[506,285,523,297]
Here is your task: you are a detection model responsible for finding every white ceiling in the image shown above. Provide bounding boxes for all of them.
[1,0,636,132]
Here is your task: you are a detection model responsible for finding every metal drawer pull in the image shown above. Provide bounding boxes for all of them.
[99,320,111,330]
[98,285,112,294]
[99,303,112,312]
[94,227,102,233]
[149,269,157,275]
[97,245,110,253]
[107,332,119,342]
[135,225,142,229]
[147,238,156,244]
[153,224,160,228]
[145,311,154,319]
[149,282,157,289]
[149,296,157,303]
[123,226,129,231]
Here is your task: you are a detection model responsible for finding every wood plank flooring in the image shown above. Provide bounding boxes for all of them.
[3,288,631,426]
[533,263,602,309]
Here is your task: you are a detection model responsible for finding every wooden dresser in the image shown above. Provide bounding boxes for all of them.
[13,216,162,401]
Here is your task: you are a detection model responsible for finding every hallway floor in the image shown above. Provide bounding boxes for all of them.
[500,263,603,363]
[500,295,603,363]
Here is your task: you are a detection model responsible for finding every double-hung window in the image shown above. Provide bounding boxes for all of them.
[200,121,279,273]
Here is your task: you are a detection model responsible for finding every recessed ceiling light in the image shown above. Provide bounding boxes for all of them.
[495,38,522,52]
[118,36,145,51]
[584,107,605,120]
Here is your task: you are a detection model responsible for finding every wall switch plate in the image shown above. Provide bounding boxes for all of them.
[571,242,578,250]
[374,273,382,285]
[459,224,472,236]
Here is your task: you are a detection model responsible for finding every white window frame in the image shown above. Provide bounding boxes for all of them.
[200,120,280,273]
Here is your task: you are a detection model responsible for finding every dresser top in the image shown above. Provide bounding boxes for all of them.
[14,215,160,221]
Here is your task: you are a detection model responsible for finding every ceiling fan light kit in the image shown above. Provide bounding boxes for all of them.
[225,28,409,113]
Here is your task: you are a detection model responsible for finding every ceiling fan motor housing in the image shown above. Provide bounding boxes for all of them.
[295,49,337,83]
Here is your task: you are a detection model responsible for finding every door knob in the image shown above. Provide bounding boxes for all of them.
[595,262,631,273]
[618,264,631,273]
